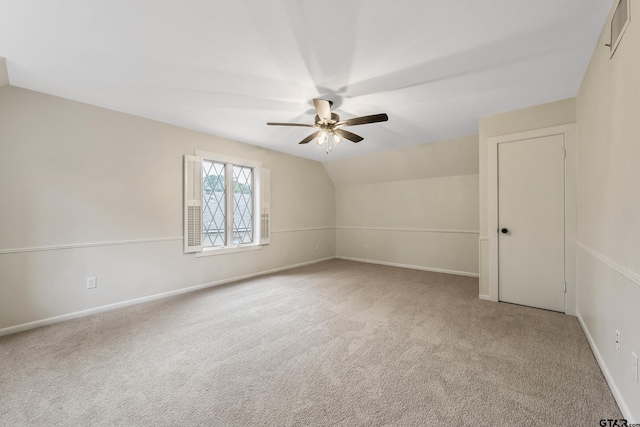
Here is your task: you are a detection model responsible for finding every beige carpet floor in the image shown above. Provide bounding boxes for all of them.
[0,259,621,426]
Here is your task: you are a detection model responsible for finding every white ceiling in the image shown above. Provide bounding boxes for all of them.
[0,0,611,162]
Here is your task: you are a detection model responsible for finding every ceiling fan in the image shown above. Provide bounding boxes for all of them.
[267,99,388,152]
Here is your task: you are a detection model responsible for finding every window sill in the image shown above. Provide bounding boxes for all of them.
[195,244,263,257]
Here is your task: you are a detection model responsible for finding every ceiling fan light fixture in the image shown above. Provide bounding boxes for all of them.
[317,130,328,146]
[332,131,342,144]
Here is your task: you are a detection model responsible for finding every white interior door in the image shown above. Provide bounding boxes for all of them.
[498,134,565,312]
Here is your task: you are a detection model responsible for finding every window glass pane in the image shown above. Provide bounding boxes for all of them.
[202,161,226,247]
[232,165,253,244]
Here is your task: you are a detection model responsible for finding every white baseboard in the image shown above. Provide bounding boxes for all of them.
[335,256,479,278]
[0,256,336,337]
[576,311,632,422]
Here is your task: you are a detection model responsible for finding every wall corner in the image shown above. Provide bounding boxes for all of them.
[0,57,9,87]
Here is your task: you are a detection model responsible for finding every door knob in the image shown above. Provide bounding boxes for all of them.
[501,228,509,234]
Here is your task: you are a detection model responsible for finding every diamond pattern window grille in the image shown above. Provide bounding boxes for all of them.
[202,161,226,248]
[232,166,254,245]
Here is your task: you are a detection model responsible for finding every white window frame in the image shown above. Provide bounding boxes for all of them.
[183,150,269,257]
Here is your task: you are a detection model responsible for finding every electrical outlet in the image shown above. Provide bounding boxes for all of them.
[86,277,97,289]
[633,352,638,383]
[314,243,319,251]
[364,244,370,251]
[615,330,621,355]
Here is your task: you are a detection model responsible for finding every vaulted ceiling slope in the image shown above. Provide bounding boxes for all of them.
[0,0,611,162]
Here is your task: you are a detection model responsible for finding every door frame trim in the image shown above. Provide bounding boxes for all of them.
[487,124,577,315]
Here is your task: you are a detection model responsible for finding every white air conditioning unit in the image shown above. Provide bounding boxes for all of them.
[608,0,631,58]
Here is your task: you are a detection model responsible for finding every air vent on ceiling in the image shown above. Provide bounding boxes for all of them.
[608,0,631,58]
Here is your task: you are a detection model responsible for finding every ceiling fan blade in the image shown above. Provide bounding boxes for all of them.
[299,130,320,145]
[313,99,332,123]
[334,128,364,143]
[337,113,389,127]
[267,122,316,127]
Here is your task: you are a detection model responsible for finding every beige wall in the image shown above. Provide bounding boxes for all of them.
[326,135,479,276]
[0,57,8,87]
[0,86,335,331]
[478,98,576,295]
[575,3,640,420]
[325,134,478,186]
[477,1,640,418]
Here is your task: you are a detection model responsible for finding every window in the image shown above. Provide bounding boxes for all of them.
[184,151,270,255]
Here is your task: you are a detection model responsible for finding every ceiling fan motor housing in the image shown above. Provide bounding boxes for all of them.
[315,113,340,126]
